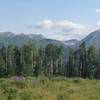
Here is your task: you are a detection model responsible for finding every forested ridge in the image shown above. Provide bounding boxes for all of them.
[0,42,100,79]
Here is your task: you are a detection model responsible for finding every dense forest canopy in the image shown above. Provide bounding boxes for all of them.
[0,42,100,79]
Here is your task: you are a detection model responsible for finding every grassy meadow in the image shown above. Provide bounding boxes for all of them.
[0,77,99,100]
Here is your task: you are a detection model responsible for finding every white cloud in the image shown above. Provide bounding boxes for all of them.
[35,20,85,30]
[34,20,88,40]
[35,20,53,29]
[96,9,100,13]
[96,21,100,29]
[27,19,96,41]
[55,20,85,30]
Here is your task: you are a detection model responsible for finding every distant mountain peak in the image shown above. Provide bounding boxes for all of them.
[0,32,15,36]
[27,34,45,40]
[63,39,79,46]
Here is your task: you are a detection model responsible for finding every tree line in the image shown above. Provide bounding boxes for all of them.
[0,42,100,78]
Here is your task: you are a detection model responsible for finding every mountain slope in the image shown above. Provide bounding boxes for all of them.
[0,29,100,51]
[81,29,100,50]
[0,32,71,48]
[0,32,45,46]
[0,30,100,60]
[0,32,75,59]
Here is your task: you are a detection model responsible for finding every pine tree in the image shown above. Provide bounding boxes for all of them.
[87,45,96,78]
[79,42,87,77]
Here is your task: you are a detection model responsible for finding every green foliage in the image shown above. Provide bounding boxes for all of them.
[0,42,99,79]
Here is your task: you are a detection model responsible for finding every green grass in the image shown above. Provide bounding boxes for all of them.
[0,77,99,100]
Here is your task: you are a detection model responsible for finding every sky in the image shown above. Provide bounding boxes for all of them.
[0,0,100,41]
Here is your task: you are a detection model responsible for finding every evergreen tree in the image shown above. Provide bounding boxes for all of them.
[79,42,87,77]
[87,45,97,78]
[67,49,75,77]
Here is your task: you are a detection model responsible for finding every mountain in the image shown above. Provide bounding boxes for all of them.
[0,32,45,46]
[39,39,65,47]
[0,32,72,48]
[0,30,100,60]
[81,29,100,50]
[0,29,100,51]
[0,32,75,59]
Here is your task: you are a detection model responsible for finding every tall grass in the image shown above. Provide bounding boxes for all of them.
[0,77,99,100]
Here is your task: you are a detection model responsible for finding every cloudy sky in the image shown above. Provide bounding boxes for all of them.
[0,0,100,41]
